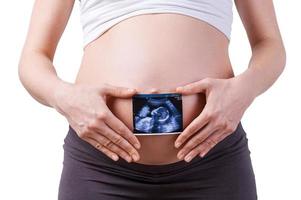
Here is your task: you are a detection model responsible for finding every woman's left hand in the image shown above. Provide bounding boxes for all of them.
[174,76,256,162]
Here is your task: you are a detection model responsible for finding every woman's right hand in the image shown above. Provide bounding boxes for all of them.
[53,82,141,163]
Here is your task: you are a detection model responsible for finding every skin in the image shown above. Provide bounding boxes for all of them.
[18,0,286,164]
[18,0,141,162]
[175,0,287,162]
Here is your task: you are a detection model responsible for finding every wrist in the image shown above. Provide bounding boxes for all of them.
[231,68,261,101]
[50,78,74,111]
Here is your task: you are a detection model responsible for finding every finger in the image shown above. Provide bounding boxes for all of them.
[183,129,223,162]
[176,78,210,95]
[104,110,141,149]
[84,136,119,161]
[199,129,227,158]
[177,122,217,160]
[101,83,137,98]
[174,109,210,148]
[95,121,140,162]
[90,131,133,163]
[143,88,160,93]
[149,88,159,93]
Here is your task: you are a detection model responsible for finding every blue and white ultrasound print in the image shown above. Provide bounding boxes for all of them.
[132,93,183,135]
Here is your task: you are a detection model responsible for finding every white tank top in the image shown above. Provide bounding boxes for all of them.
[79,0,233,48]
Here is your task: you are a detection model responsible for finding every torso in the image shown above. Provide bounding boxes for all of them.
[75,13,235,165]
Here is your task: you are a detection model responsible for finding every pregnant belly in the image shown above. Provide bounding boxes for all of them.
[75,13,235,165]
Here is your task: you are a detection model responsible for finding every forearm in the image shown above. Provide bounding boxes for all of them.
[234,38,286,99]
[18,50,72,108]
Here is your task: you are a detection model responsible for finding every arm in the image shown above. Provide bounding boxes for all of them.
[174,0,286,161]
[233,0,286,98]
[18,0,75,108]
[18,0,141,162]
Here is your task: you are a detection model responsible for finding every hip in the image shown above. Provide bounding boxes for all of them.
[63,121,251,172]
[59,121,257,200]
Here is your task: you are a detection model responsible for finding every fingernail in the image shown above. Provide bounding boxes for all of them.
[150,88,158,93]
[184,155,193,162]
[126,156,132,163]
[178,152,184,159]
[134,143,141,149]
[175,142,181,148]
[132,154,139,161]
[200,152,206,158]
[128,88,135,92]
[112,155,119,161]
[176,87,183,91]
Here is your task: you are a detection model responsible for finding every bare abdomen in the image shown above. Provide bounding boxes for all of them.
[75,13,234,165]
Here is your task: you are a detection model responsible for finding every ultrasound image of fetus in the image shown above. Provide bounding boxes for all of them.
[132,94,183,134]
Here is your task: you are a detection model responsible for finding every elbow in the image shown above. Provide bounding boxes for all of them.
[18,54,25,86]
[18,49,33,88]
[277,40,287,75]
[252,36,287,72]
[263,37,287,75]
[18,50,29,87]
[282,43,286,68]
[272,36,286,73]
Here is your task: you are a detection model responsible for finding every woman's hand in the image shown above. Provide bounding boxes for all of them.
[53,82,141,163]
[174,77,256,162]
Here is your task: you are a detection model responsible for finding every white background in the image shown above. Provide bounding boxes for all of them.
[0,1,300,199]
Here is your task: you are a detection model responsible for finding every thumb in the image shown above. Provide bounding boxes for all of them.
[176,78,210,94]
[100,83,137,98]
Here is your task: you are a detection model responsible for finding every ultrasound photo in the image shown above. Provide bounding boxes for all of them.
[132,93,183,135]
